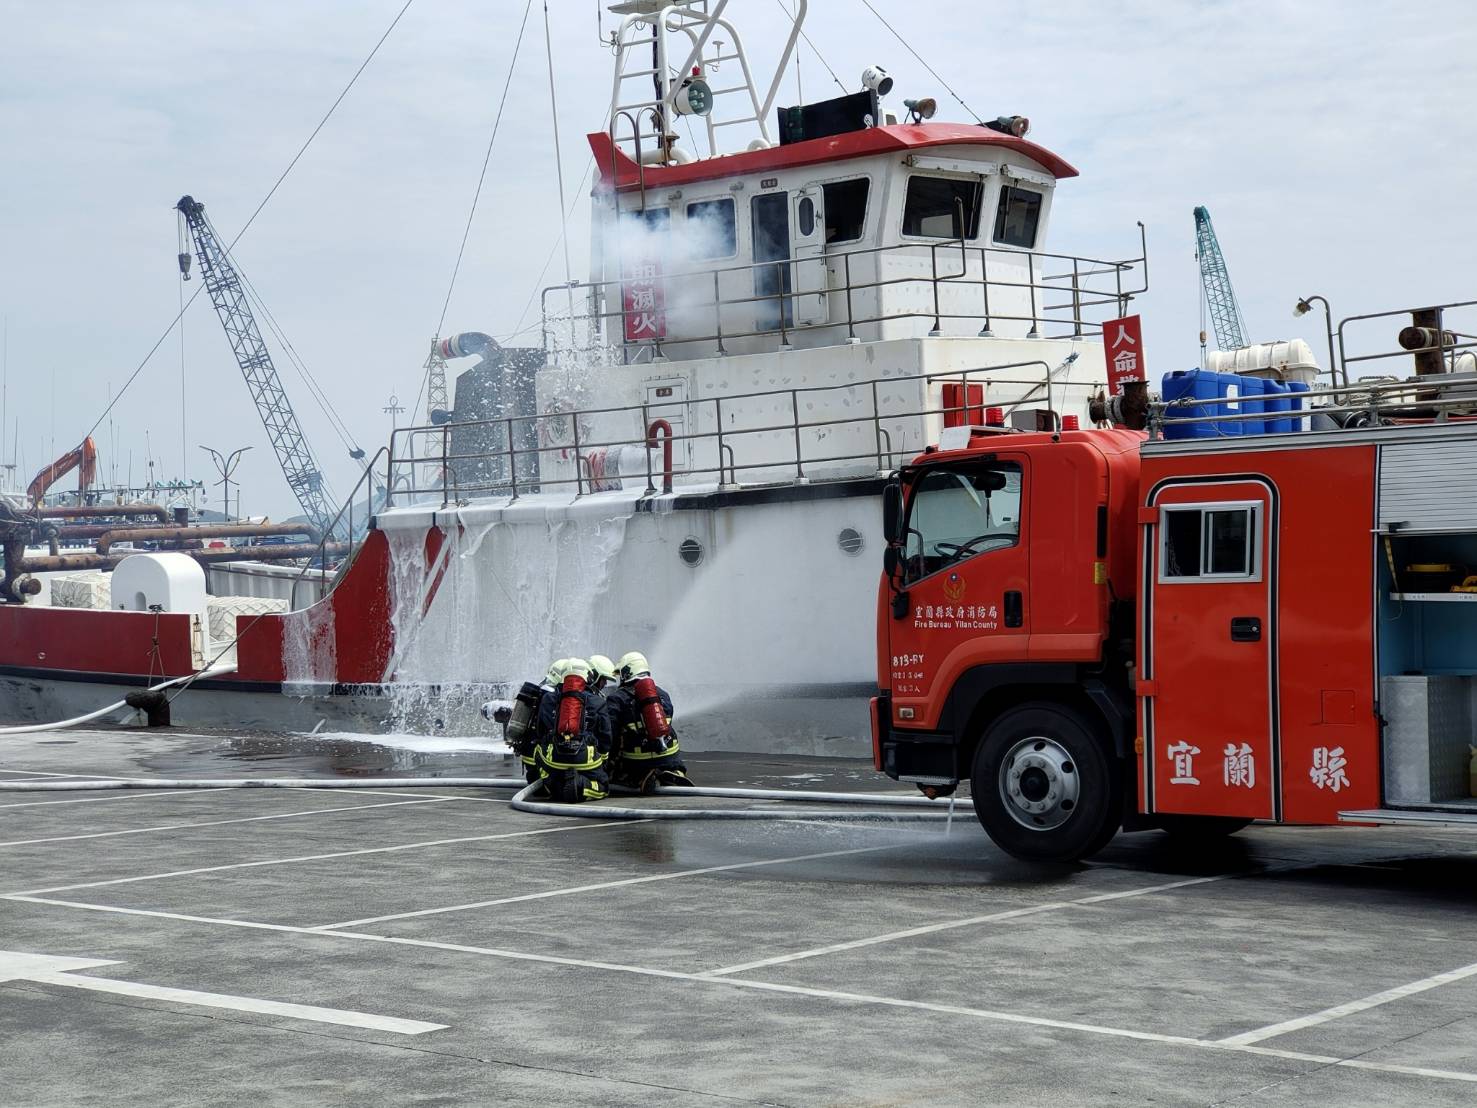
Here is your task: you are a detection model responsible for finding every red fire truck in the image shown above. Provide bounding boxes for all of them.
[873,308,1477,861]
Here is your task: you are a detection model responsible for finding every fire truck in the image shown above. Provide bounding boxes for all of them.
[872,302,1477,861]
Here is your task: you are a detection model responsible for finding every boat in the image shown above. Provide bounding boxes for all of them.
[0,1,1150,752]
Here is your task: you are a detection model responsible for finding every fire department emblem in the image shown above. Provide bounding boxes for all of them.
[942,572,966,601]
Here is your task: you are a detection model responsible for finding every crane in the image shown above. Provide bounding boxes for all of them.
[1193,205,1247,357]
[175,195,334,532]
[27,436,98,508]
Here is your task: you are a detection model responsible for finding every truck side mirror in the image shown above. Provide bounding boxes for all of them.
[882,479,903,544]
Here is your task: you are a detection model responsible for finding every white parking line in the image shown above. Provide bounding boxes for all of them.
[0,797,453,848]
[1219,959,1477,1046]
[0,792,219,812]
[6,893,1477,1087]
[311,842,913,930]
[703,875,1229,977]
[4,818,651,898]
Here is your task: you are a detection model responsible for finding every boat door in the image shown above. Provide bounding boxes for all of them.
[1143,480,1278,821]
[645,377,690,472]
[751,192,792,331]
[790,186,829,327]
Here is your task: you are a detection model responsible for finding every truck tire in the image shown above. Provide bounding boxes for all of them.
[1155,815,1252,840]
[970,702,1122,863]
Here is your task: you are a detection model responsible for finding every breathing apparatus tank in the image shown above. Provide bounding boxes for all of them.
[632,675,671,740]
[505,681,544,746]
[557,672,588,738]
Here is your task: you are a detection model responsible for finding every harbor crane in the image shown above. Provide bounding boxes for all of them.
[175,196,334,533]
[1193,205,1247,357]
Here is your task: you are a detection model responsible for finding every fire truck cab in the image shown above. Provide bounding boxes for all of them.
[875,376,1477,861]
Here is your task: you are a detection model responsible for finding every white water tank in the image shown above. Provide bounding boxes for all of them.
[112,553,207,616]
[1206,339,1321,385]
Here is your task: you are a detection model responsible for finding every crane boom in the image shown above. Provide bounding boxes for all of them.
[176,195,333,531]
[1193,205,1247,352]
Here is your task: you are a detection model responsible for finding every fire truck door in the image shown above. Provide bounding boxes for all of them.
[1144,481,1277,820]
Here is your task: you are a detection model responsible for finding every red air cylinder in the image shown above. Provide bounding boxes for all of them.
[557,673,587,737]
[632,675,670,740]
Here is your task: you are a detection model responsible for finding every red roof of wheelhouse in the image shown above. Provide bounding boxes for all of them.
[588,122,1079,192]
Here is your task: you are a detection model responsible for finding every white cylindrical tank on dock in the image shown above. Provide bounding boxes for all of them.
[1207,338,1321,384]
[112,552,207,616]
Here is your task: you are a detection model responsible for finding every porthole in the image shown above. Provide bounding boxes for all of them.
[838,527,864,556]
[679,537,705,567]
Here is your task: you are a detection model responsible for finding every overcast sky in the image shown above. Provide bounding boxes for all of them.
[3,0,1475,518]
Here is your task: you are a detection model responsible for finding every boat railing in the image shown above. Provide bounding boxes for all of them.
[385,360,1100,508]
[540,223,1148,360]
[289,446,391,609]
[1333,299,1477,388]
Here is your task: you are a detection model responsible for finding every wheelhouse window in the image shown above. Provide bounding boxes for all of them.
[1160,504,1259,580]
[822,177,869,243]
[903,463,1022,583]
[902,175,983,239]
[685,198,736,259]
[992,185,1043,248]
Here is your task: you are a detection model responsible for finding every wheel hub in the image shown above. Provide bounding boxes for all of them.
[999,736,1080,831]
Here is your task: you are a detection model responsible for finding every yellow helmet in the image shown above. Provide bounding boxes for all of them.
[618,651,651,684]
[563,658,590,685]
[544,658,568,685]
[588,654,618,684]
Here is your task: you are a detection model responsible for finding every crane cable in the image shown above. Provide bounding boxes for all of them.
[82,0,420,443]
[856,0,982,124]
[413,0,537,424]
[214,214,363,458]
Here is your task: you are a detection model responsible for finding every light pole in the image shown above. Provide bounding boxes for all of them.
[199,445,251,521]
[1294,295,1341,387]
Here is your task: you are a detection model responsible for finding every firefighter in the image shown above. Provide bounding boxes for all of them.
[605,651,691,791]
[532,658,611,802]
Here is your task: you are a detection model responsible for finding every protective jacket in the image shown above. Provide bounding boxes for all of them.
[533,687,611,802]
[605,682,689,790]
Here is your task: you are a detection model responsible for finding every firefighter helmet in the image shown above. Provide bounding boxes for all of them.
[618,651,651,684]
[563,658,590,685]
[588,654,618,685]
[544,658,568,685]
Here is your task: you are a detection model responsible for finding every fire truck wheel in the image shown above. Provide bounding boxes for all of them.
[1155,815,1252,839]
[971,703,1121,863]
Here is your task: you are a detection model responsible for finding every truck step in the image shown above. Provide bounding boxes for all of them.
[1339,807,1477,827]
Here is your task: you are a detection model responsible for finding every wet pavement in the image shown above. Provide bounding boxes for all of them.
[3,727,1477,1106]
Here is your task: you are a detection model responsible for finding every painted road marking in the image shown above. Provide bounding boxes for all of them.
[0,792,219,812]
[0,948,444,1035]
[4,819,652,898]
[703,874,1230,977]
[5,897,1476,1086]
[313,842,913,930]
[1219,958,1477,1046]
[0,797,452,848]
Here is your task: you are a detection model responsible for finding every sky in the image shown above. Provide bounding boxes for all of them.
[2,0,1476,518]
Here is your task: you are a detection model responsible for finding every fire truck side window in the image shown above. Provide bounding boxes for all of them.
[1160,504,1258,579]
[903,463,1021,582]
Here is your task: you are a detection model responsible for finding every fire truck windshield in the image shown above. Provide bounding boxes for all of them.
[903,463,1022,582]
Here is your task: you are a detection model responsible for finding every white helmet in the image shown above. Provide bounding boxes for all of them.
[588,654,618,684]
[563,658,590,685]
[544,658,569,686]
[618,651,651,684]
